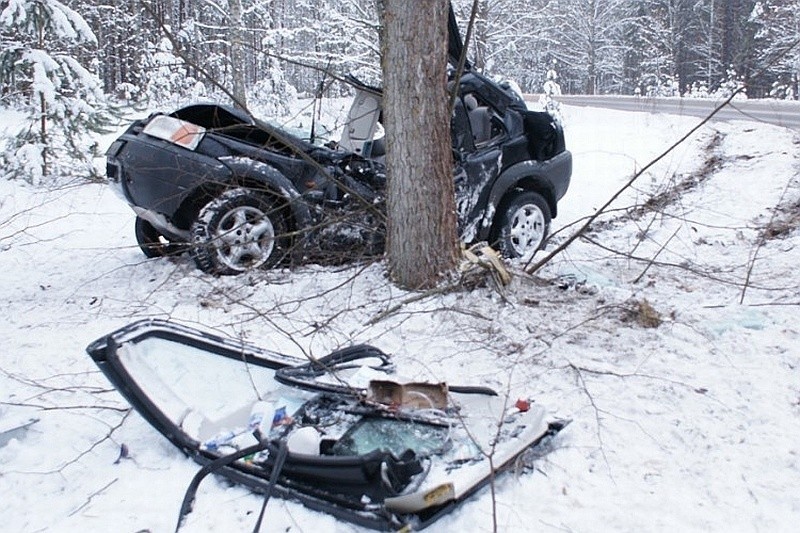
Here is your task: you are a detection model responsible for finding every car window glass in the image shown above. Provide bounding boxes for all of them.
[329,418,449,457]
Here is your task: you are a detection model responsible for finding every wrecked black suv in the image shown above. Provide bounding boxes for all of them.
[107,26,571,275]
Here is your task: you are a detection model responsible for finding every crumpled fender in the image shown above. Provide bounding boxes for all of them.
[482,151,573,235]
[218,156,313,229]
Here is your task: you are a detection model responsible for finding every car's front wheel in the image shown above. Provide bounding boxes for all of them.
[494,191,551,259]
[190,188,288,275]
[135,217,187,258]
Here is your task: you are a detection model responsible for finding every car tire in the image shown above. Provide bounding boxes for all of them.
[135,216,186,258]
[494,191,551,259]
[190,188,288,275]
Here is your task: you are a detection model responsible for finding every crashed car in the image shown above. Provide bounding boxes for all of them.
[106,14,571,275]
[87,319,568,530]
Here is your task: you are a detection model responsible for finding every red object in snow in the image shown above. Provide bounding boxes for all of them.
[515,398,530,412]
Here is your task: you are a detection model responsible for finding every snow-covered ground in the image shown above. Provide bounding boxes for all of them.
[1,102,799,532]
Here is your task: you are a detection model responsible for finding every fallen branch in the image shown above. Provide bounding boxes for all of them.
[568,363,612,475]
[19,410,131,476]
[365,283,459,326]
[525,86,747,275]
[579,235,799,291]
[0,400,129,413]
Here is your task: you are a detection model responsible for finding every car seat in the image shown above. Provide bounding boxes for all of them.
[464,94,492,145]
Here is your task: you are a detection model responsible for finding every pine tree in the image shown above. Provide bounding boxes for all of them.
[751,0,800,99]
[83,0,154,100]
[0,0,108,183]
[138,34,206,108]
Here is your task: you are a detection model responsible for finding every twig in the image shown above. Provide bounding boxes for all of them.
[448,0,480,116]
[68,478,118,517]
[703,301,800,308]
[525,86,748,275]
[632,226,681,284]
[19,410,132,476]
[568,363,611,476]
[580,235,798,291]
[0,401,129,412]
[365,283,459,326]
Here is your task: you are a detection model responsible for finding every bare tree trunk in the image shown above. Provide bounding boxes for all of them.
[229,0,248,109]
[380,0,459,290]
[473,0,489,72]
[36,18,48,177]
[39,92,48,177]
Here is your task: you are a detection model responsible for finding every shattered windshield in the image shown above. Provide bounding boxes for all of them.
[330,417,450,458]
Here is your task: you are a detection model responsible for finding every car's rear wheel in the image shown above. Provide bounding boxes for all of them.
[135,217,186,258]
[190,188,288,275]
[494,191,551,259]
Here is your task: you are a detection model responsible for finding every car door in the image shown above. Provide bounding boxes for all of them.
[339,83,382,157]
[451,94,505,242]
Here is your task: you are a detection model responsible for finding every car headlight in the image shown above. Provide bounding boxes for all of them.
[142,115,205,150]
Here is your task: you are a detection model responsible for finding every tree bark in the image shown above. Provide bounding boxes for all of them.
[380,0,459,290]
[229,0,248,109]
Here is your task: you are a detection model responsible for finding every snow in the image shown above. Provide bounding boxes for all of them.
[0,0,97,45]
[1,101,799,532]
[0,0,27,27]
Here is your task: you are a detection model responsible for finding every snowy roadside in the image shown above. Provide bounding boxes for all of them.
[1,104,799,532]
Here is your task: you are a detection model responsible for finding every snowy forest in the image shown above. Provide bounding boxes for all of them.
[5,0,800,99]
[1,0,800,182]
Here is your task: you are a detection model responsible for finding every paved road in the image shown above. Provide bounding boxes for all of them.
[525,94,800,130]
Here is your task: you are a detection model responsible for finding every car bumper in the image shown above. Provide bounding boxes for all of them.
[548,150,572,202]
[105,138,192,241]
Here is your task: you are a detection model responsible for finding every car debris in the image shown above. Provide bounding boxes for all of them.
[87,319,569,530]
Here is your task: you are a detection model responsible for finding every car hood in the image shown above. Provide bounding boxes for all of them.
[448,3,471,70]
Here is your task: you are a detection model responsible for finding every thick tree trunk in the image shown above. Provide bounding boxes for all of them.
[380,0,459,290]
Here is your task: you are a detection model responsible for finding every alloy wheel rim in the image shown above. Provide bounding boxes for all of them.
[214,206,276,271]
[509,203,545,256]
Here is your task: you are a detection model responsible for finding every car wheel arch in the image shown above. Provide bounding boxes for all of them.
[506,176,557,217]
[481,168,557,242]
[175,171,313,234]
